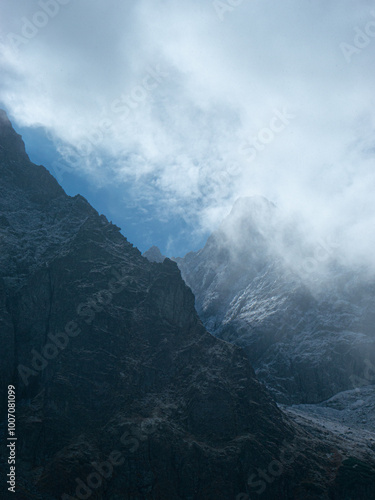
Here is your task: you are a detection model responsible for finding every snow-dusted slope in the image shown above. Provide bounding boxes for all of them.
[176,196,375,404]
[284,385,375,434]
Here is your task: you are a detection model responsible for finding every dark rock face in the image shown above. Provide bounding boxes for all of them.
[1,112,375,499]
[176,197,375,405]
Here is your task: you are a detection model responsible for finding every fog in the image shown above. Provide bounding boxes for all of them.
[0,0,374,268]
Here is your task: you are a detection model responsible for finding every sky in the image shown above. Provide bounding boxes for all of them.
[0,0,375,262]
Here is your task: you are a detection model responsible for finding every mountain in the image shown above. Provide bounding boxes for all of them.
[142,245,166,263]
[176,196,375,405]
[1,111,375,499]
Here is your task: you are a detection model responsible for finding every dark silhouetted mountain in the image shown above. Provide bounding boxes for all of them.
[1,112,375,499]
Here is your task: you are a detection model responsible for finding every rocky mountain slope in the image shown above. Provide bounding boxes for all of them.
[1,110,375,499]
[175,196,375,405]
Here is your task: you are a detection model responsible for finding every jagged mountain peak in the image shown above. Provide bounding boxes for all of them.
[196,196,280,275]
[216,196,278,253]
[229,195,276,217]
[0,108,10,124]
[143,245,166,263]
[223,195,277,228]
[0,109,30,163]
[0,108,12,127]
[0,109,64,204]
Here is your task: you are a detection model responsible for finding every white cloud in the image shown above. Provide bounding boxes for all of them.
[0,0,375,265]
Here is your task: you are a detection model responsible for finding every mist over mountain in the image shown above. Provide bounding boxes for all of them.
[2,1,375,262]
[175,196,375,405]
[2,112,375,499]
[1,0,375,497]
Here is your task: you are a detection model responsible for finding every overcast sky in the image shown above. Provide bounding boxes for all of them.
[0,0,374,262]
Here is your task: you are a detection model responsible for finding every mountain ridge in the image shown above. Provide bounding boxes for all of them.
[1,111,375,499]
[176,195,375,405]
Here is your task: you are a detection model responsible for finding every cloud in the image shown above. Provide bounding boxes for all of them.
[0,0,375,265]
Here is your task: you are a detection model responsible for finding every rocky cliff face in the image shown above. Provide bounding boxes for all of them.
[176,197,375,405]
[1,112,375,499]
